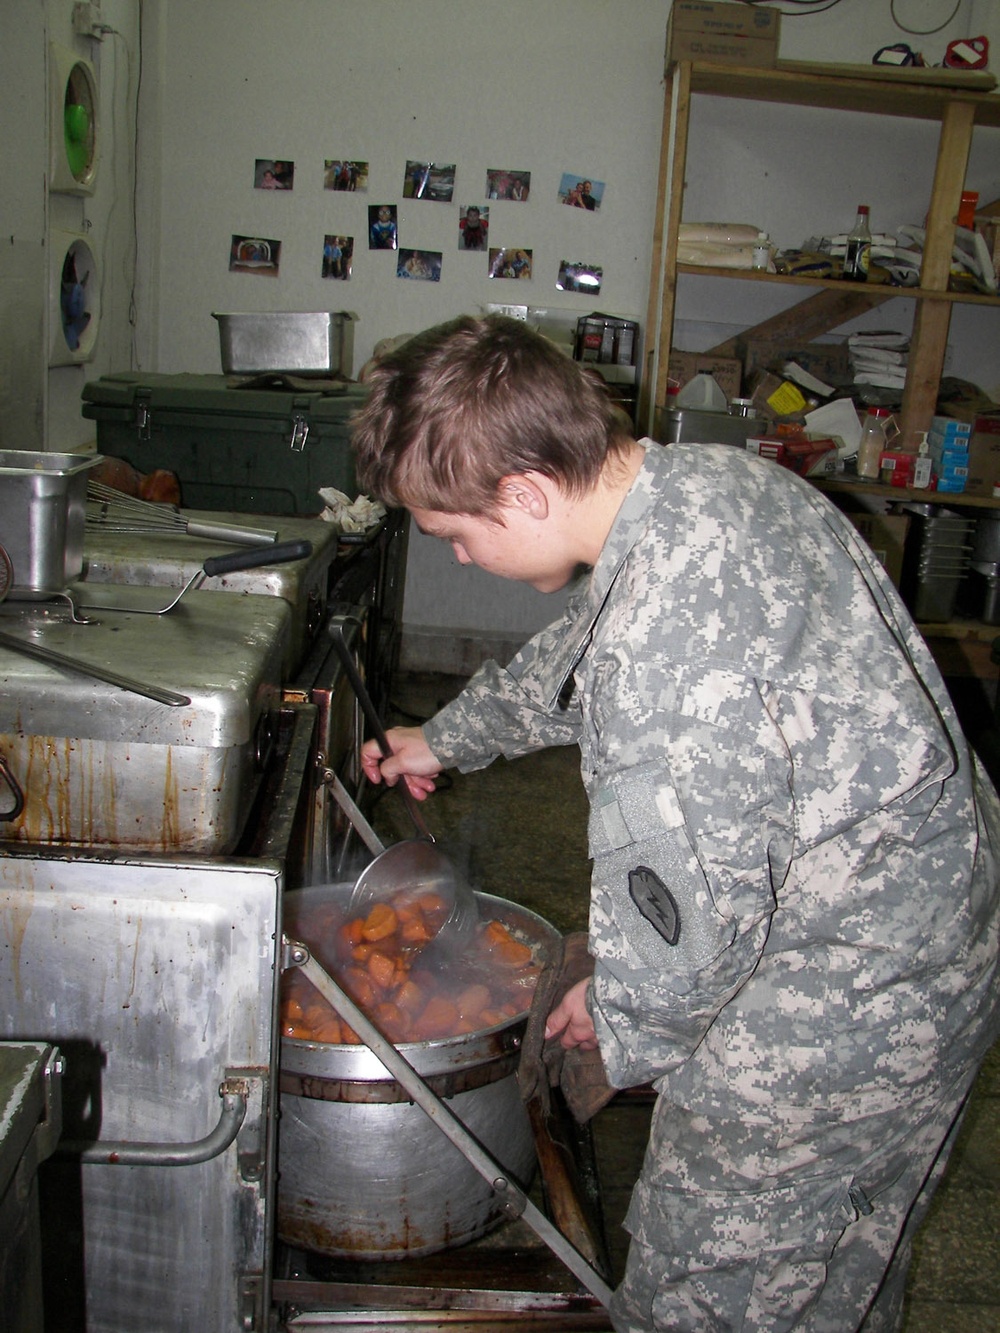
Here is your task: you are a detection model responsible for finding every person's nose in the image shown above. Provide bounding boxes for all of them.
[451,541,472,565]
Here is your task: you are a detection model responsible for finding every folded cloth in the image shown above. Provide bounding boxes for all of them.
[518,931,616,1124]
[318,486,386,533]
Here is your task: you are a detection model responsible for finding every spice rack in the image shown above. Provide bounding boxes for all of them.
[640,60,1000,444]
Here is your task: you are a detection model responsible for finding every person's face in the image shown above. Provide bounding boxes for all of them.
[582,182,591,193]
[467,209,479,224]
[410,501,576,593]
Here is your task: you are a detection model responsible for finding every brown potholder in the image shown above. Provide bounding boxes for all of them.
[518,931,615,1124]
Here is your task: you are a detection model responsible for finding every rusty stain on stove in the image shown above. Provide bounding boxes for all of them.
[1,856,35,1004]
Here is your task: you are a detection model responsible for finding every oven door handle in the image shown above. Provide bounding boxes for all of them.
[58,1074,249,1167]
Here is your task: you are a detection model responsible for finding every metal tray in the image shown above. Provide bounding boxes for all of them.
[655,406,770,448]
[0,590,290,853]
[212,311,356,376]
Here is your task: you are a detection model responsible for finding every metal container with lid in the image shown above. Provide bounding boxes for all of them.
[0,589,290,853]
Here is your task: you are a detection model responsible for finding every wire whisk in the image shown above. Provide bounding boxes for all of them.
[86,482,277,548]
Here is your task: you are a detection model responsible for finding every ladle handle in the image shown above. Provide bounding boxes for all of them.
[329,618,435,843]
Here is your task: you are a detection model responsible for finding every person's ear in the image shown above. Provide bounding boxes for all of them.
[497,474,549,519]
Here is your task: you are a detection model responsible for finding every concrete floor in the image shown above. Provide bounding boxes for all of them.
[365,672,1000,1330]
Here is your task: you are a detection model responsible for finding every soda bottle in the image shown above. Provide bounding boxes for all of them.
[843,205,872,282]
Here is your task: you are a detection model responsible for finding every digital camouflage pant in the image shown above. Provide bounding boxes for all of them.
[609,1071,975,1333]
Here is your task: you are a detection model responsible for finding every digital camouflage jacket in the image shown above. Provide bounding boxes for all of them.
[423,442,1000,1130]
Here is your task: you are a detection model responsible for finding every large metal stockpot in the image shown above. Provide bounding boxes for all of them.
[277,884,559,1260]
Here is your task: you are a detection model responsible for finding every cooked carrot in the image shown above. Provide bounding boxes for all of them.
[343,966,376,1009]
[456,984,491,1020]
[312,1014,343,1043]
[418,995,460,1038]
[361,902,399,941]
[401,917,432,944]
[395,979,426,1015]
[339,917,364,949]
[367,950,396,991]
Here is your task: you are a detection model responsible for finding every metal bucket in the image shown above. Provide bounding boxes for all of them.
[277,884,559,1260]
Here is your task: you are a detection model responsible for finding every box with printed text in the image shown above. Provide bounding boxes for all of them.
[666,1,780,70]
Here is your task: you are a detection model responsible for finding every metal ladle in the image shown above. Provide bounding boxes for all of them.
[329,620,479,952]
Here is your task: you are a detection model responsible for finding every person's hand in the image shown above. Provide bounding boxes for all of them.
[360,726,442,801]
[544,977,598,1050]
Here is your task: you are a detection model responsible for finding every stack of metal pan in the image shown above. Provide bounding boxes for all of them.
[899,503,975,624]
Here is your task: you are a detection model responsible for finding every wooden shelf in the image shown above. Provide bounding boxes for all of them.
[676,265,1000,308]
[643,60,1000,444]
[815,478,1000,511]
[683,61,1000,127]
[919,617,998,641]
[918,617,1000,681]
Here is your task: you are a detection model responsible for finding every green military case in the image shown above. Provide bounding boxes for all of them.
[81,372,367,515]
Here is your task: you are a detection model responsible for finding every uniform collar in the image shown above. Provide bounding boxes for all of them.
[531,441,665,709]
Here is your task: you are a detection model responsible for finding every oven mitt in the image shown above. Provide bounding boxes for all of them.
[518,930,615,1124]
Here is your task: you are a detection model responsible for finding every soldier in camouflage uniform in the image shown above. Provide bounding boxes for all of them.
[350,315,1000,1332]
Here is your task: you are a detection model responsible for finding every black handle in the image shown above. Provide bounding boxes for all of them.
[202,539,312,578]
[329,618,392,756]
[328,617,434,842]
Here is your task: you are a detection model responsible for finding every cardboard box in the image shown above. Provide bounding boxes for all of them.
[846,513,910,590]
[666,350,742,403]
[879,451,915,487]
[748,369,808,423]
[742,340,852,392]
[666,1,780,70]
[963,411,1000,497]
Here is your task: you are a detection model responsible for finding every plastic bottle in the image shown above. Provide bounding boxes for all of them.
[675,372,728,411]
[857,405,892,480]
[752,232,770,271]
[912,432,932,488]
[957,191,979,229]
[843,205,872,282]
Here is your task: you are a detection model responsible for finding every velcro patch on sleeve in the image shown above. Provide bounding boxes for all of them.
[629,865,681,946]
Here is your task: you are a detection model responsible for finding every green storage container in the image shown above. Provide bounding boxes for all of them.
[82,372,367,516]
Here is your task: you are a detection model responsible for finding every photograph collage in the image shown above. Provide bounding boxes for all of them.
[229,156,606,295]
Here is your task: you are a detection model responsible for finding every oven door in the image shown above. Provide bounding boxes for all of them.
[0,703,316,1333]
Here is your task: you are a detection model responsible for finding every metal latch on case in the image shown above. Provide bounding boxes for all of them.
[289,413,309,451]
[134,392,152,440]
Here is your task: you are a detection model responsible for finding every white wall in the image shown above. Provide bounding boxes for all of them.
[5,2,998,671]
